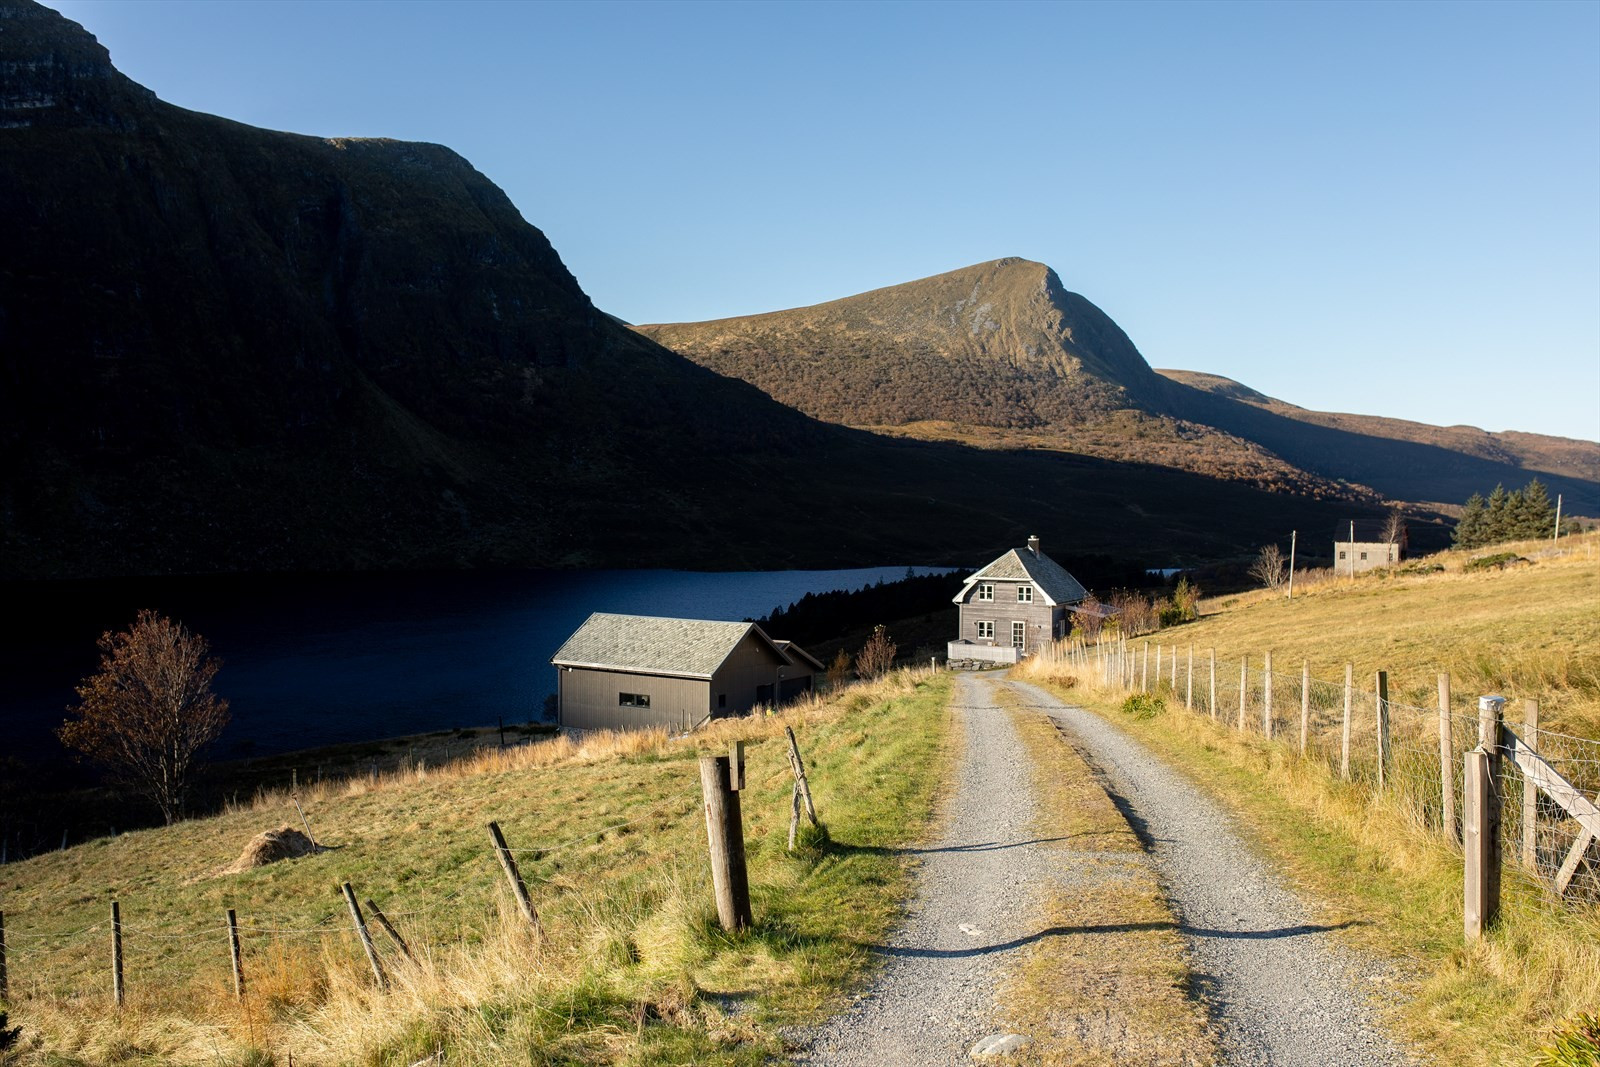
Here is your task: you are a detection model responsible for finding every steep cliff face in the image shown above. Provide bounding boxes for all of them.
[637,258,1172,430]
[0,0,837,576]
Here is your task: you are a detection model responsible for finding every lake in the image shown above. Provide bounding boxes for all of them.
[0,566,953,762]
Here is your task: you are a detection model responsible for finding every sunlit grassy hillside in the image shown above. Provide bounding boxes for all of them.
[0,671,954,1066]
[1181,531,1600,733]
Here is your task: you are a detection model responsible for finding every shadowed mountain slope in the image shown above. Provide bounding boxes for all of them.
[639,260,1600,515]
[0,1,1387,577]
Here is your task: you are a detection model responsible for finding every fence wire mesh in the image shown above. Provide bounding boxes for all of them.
[1046,637,1600,908]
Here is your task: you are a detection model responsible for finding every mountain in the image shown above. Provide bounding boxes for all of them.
[0,1,1387,578]
[637,259,1600,515]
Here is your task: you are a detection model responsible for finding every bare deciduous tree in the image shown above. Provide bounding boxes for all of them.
[854,625,897,680]
[1249,544,1288,591]
[1381,507,1406,566]
[58,610,230,824]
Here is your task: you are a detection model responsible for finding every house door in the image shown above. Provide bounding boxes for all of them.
[756,684,774,707]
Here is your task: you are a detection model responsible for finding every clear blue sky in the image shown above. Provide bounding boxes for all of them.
[51,0,1600,441]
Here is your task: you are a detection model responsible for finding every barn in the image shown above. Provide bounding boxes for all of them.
[550,613,820,732]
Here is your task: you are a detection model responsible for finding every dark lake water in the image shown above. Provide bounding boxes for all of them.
[1,566,951,763]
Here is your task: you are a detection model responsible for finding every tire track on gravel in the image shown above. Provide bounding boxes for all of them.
[1008,678,1417,1067]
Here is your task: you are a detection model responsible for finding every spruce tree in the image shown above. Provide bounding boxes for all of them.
[1454,493,1487,547]
[1484,484,1511,545]
[1516,479,1554,540]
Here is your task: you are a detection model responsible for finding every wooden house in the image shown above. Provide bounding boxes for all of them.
[947,536,1088,664]
[551,613,819,732]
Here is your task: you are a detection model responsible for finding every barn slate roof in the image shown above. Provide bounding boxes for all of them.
[551,613,792,680]
[952,544,1089,606]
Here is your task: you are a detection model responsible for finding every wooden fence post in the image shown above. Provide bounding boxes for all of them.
[1478,695,1505,912]
[0,908,7,1001]
[226,907,244,1001]
[1237,658,1248,731]
[1208,648,1216,721]
[785,727,819,827]
[1186,645,1194,712]
[1375,671,1390,790]
[1170,644,1177,689]
[1523,699,1539,869]
[1342,663,1353,780]
[699,755,753,932]
[1263,651,1274,738]
[1142,643,1149,692]
[1299,660,1310,756]
[111,899,124,1008]
[365,898,414,961]
[1155,644,1162,689]
[487,822,543,937]
[340,882,387,990]
[1439,673,1456,843]
[1464,746,1496,940]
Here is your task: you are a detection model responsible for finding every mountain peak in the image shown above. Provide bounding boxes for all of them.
[0,0,154,129]
[635,257,1167,431]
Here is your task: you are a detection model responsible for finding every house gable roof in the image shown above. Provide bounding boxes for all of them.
[952,546,1089,607]
[550,613,791,680]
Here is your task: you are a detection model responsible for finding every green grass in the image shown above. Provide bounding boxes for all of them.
[0,671,955,1065]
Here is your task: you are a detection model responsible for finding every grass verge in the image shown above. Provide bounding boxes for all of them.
[1014,661,1600,1067]
[0,669,955,1066]
[992,686,1216,1067]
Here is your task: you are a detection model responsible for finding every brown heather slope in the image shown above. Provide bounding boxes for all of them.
[638,259,1600,516]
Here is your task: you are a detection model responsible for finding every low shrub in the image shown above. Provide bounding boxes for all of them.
[1536,1012,1600,1067]
[1120,693,1165,720]
[1465,551,1524,572]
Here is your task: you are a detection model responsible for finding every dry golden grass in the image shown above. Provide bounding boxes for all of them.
[993,689,1217,1067]
[0,669,954,1066]
[1016,571,1600,1067]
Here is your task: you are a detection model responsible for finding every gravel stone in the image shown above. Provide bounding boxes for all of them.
[1008,678,1419,1066]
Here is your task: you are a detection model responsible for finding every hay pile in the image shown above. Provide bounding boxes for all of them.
[224,825,322,873]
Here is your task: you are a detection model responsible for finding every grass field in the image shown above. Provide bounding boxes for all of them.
[0,670,955,1065]
[1016,532,1600,1067]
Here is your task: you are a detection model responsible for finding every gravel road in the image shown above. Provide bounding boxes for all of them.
[797,672,1050,1065]
[1008,678,1417,1067]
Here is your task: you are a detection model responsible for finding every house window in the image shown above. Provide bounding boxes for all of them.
[976,620,994,640]
[1339,550,1347,560]
[1017,585,1033,603]
[619,692,651,708]
[977,583,994,602]
[1359,551,1368,561]
[1011,621,1026,648]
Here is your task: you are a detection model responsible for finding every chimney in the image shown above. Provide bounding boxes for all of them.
[1027,535,1040,556]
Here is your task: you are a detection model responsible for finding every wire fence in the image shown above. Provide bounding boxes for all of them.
[0,793,704,1008]
[1041,637,1600,908]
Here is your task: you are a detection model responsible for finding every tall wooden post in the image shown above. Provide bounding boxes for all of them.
[111,899,124,1008]
[1522,699,1539,869]
[1464,747,1496,940]
[1263,651,1274,738]
[1237,658,1248,730]
[1170,644,1177,689]
[700,755,753,932]
[0,908,7,1001]
[1478,695,1505,913]
[226,908,244,1001]
[1155,644,1163,689]
[1375,671,1390,790]
[340,882,386,990]
[1287,529,1297,599]
[487,822,543,937]
[1186,645,1194,712]
[1341,663,1353,780]
[1142,643,1149,692]
[1439,674,1456,842]
[1300,660,1311,756]
[1208,648,1217,721]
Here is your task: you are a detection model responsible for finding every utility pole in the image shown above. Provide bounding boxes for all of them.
[1349,520,1356,580]
[1287,530,1297,600]
[1554,494,1562,542]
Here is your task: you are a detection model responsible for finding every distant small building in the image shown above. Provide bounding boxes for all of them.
[550,613,819,732]
[947,535,1089,665]
[1334,520,1407,574]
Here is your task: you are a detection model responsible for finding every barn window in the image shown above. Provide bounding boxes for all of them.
[976,620,994,640]
[1017,585,1033,603]
[1011,621,1026,647]
[977,583,994,601]
[619,692,651,708]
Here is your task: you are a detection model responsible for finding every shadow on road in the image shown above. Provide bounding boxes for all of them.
[871,919,1368,960]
